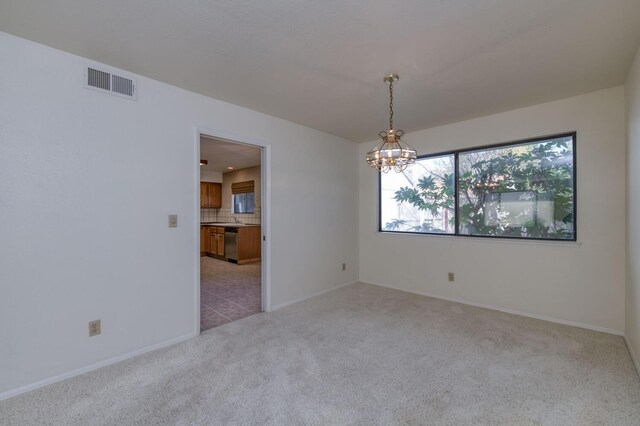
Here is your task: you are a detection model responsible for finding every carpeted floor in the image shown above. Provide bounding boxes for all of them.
[2,283,639,425]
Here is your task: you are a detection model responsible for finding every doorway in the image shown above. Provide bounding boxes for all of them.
[197,131,268,332]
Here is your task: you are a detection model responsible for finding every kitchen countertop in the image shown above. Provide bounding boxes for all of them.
[201,222,260,227]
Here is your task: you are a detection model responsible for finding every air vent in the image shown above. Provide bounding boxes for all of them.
[112,74,134,97]
[87,68,110,91]
[84,66,137,100]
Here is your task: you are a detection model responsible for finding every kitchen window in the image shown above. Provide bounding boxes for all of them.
[232,192,255,214]
[231,180,255,214]
[379,132,576,241]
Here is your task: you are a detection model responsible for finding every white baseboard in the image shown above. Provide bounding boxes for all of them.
[271,281,358,311]
[360,280,624,336]
[3,281,631,401]
[624,335,640,377]
[0,331,198,402]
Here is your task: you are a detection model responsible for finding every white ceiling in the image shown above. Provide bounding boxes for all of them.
[2,0,640,142]
[200,136,261,174]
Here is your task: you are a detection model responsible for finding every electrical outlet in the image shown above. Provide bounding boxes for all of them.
[342,263,346,271]
[448,272,455,282]
[168,214,178,228]
[88,319,101,337]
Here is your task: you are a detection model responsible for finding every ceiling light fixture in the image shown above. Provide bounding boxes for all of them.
[200,160,208,166]
[366,74,417,173]
[227,166,234,170]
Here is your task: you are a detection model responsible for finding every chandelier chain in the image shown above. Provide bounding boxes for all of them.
[389,79,394,130]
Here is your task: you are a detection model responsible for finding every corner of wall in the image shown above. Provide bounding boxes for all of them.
[624,43,640,378]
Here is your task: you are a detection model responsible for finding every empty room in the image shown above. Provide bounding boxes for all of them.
[1,1,640,424]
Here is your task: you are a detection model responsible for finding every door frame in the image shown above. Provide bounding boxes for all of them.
[194,126,272,334]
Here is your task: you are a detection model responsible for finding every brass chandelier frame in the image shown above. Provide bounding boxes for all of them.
[366,74,417,173]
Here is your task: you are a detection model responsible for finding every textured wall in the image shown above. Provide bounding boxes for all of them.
[359,87,626,334]
[625,45,640,372]
[0,32,359,396]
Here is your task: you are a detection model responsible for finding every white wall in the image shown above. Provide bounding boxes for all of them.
[626,46,640,372]
[200,170,223,183]
[359,87,626,334]
[0,32,359,396]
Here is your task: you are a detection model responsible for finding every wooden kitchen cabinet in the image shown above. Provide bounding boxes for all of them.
[237,226,261,264]
[208,227,225,258]
[209,183,221,208]
[202,225,259,262]
[209,229,217,255]
[203,226,211,254]
[200,183,208,209]
[200,182,222,209]
[217,233,225,256]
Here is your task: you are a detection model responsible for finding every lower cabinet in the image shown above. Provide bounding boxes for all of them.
[237,226,261,264]
[201,226,210,255]
[201,225,261,262]
[217,233,225,256]
[208,227,225,258]
[201,226,221,257]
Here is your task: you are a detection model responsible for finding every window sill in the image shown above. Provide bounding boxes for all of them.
[376,230,582,247]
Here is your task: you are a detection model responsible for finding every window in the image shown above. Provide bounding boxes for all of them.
[231,180,255,214]
[380,154,455,234]
[232,192,255,214]
[379,133,576,241]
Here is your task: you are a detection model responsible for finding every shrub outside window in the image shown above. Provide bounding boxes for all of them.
[379,133,576,241]
[380,154,455,234]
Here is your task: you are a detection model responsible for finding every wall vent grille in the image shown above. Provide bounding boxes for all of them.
[87,68,110,91]
[84,66,136,100]
[111,74,134,97]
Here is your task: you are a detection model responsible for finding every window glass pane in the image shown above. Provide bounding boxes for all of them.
[380,154,455,234]
[245,193,255,213]
[233,194,242,213]
[458,135,574,240]
[232,193,255,214]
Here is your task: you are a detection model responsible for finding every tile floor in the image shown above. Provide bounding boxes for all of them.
[200,256,262,331]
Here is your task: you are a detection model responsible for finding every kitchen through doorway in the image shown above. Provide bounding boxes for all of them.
[199,134,264,332]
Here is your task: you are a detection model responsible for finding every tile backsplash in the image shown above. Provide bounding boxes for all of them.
[200,207,261,225]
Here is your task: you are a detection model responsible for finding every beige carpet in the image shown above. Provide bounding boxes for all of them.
[2,283,639,425]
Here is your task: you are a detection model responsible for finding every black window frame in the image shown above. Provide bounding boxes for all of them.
[378,132,577,242]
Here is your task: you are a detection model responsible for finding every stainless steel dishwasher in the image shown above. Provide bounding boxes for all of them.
[224,227,238,262]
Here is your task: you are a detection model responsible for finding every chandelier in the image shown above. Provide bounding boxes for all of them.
[366,74,417,173]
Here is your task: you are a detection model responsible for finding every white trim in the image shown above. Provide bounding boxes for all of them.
[261,145,272,312]
[194,128,202,333]
[625,335,640,377]
[195,127,273,318]
[360,280,624,336]
[0,332,197,402]
[271,281,358,311]
[374,231,583,248]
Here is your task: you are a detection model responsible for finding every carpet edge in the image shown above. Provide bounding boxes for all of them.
[271,280,358,311]
[360,280,624,336]
[0,331,198,402]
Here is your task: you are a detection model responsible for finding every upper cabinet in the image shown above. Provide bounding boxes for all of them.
[200,183,208,208]
[208,182,221,208]
[200,182,222,208]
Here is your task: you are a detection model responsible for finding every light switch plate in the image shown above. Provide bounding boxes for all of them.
[168,214,178,228]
